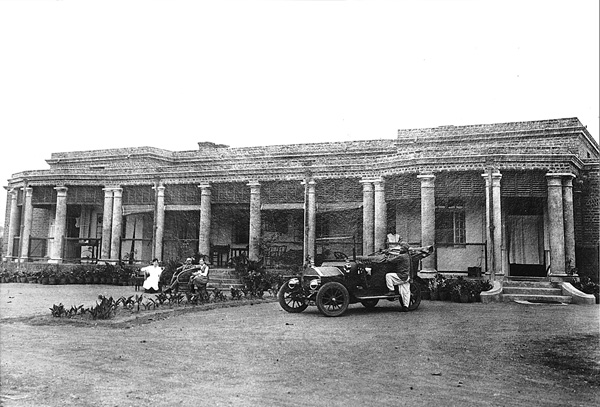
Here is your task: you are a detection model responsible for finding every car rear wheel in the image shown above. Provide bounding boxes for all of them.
[278,284,308,313]
[360,299,379,309]
[316,282,350,317]
[407,282,422,311]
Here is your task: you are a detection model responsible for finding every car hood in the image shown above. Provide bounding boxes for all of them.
[304,266,345,277]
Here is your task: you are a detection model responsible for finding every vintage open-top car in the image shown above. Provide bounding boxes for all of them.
[278,242,434,317]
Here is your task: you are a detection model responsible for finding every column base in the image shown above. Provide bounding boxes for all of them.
[47,258,63,264]
[418,269,438,279]
[549,274,571,283]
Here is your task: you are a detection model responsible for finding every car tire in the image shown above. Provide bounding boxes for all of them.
[407,282,422,311]
[278,284,308,313]
[316,282,350,317]
[360,299,379,309]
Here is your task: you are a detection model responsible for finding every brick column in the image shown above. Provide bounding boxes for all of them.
[482,171,503,279]
[154,184,166,261]
[19,187,33,262]
[562,175,576,271]
[546,174,566,276]
[360,180,374,255]
[5,188,19,260]
[198,183,211,258]
[100,188,114,260]
[109,187,123,261]
[373,178,387,252]
[417,174,436,276]
[49,186,68,263]
[247,182,261,262]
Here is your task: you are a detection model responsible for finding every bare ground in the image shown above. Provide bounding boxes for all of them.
[0,283,599,407]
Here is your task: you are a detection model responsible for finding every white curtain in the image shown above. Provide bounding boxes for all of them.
[508,215,543,265]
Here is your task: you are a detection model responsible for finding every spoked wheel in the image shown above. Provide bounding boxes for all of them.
[406,282,422,311]
[316,282,350,317]
[278,284,308,313]
[360,299,379,309]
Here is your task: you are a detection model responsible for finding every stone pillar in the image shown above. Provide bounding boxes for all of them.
[109,187,123,261]
[154,184,166,261]
[49,186,68,263]
[417,174,436,276]
[306,180,316,263]
[373,178,387,252]
[100,188,114,260]
[361,180,374,255]
[482,171,503,279]
[5,188,19,260]
[562,175,576,271]
[546,174,566,276]
[198,184,211,258]
[19,187,33,262]
[247,182,261,262]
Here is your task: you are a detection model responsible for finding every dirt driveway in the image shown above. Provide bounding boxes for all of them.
[1,283,599,407]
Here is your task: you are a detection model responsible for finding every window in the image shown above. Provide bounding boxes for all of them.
[435,199,466,245]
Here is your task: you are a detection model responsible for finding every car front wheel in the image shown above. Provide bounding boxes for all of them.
[316,282,350,317]
[278,284,308,313]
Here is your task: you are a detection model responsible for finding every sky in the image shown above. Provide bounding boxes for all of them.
[0,0,598,227]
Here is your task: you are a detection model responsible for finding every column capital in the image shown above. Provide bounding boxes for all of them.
[417,173,435,188]
[22,186,33,194]
[54,186,68,194]
[102,186,121,192]
[197,183,211,189]
[300,179,317,191]
[482,171,502,187]
[360,180,374,191]
[562,178,574,188]
[546,172,575,179]
[373,177,385,186]
[417,173,435,180]
[247,181,261,193]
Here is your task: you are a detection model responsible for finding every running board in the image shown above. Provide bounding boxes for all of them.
[355,295,398,300]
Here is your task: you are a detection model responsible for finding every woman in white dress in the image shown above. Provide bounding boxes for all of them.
[142,258,163,293]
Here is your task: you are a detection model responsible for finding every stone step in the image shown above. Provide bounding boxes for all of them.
[501,294,572,304]
[503,281,555,288]
[503,287,563,296]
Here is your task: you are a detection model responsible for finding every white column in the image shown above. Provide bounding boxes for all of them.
[306,180,316,263]
[4,188,19,260]
[546,174,566,276]
[562,175,576,271]
[373,178,387,252]
[19,187,33,262]
[247,181,261,262]
[198,183,211,258]
[49,186,68,263]
[482,171,503,279]
[360,180,374,255]
[109,187,123,261]
[154,184,166,261]
[100,188,114,260]
[417,174,436,276]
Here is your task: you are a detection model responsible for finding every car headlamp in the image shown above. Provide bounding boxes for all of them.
[287,278,300,289]
[309,278,320,290]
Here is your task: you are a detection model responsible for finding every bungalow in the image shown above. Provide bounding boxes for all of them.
[3,117,599,282]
